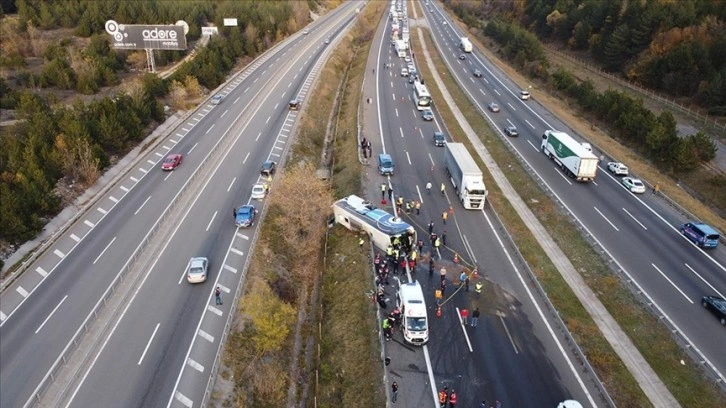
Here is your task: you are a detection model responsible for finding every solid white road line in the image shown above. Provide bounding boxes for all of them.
[499,314,519,354]
[35,295,68,334]
[206,211,217,232]
[652,263,693,303]
[134,196,151,215]
[93,237,117,265]
[137,323,160,365]
[593,207,619,231]
[205,124,215,134]
[455,307,473,352]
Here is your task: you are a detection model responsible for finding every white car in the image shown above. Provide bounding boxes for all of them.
[404,56,411,63]
[622,177,645,194]
[519,90,531,100]
[251,183,267,200]
[211,94,223,105]
[186,257,209,283]
[607,162,628,175]
[400,67,409,77]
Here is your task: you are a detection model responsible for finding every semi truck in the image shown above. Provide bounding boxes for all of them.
[444,143,488,209]
[460,37,472,53]
[395,39,407,57]
[541,130,599,181]
[332,195,416,251]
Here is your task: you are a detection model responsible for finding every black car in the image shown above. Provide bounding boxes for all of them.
[459,54,466,60]
[504,125,519,137]
[260,160,276,176]
[702,296,726,325]
[433,131,445,147]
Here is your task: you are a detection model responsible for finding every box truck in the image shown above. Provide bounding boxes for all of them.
[444,143,488,209]
[395,39,407,57]
[541,130,599,181]
[460,37,472,53]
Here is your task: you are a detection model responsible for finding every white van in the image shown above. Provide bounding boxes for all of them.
[397,282,429,344]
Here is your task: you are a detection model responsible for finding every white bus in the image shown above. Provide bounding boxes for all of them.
[332,195,416,252]
[413,81,432,110]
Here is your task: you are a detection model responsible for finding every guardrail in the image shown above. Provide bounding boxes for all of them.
[24,39,287,408]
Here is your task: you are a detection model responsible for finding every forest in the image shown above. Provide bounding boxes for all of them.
[0,0,318,249]
[447,0,726,114]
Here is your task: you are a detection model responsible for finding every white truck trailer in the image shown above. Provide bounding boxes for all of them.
[541,130,599,181]
[460,37,473,53]
[444,143,488,209]
[395,39,407,57]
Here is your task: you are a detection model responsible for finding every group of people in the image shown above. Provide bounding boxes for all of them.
[382,305,402,340]
[360,137,372,159]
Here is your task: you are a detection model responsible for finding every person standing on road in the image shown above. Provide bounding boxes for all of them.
[215,287,222,305]
[391,381,399,403]
[428,221,435,234]
[415,200,421,215]
[441,230,447,246]
[438,387,449,408]
[475,281,483,298]
[417,239,424,254]
[459,271,467,288]
[440,182,446,196]
[429,258,435,276]
[472,307,480,327]
[388,184,393,201]
[460,308,468,325]
[442,211,448,225]
[449,389,458,407]
[426,181,432,194]
[381,183,387,199]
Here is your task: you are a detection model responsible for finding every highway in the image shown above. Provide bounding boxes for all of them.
[423,0,726,386]
[0,3,362,407]
[363,2,604,407]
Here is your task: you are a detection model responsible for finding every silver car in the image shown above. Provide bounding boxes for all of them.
[211,94,223,105]
[186,257,209,283]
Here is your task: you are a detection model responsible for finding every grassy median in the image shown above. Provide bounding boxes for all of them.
[409,1,726,406]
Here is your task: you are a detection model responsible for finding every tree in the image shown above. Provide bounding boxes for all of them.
[243,277,295,354]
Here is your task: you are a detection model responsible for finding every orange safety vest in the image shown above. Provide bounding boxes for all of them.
[438,391,447,403]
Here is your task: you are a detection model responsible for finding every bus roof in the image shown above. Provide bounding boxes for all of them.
[414,82,430,97]
[333,195,414,237]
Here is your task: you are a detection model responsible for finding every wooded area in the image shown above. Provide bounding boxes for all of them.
[0,0,315,248]
[448,0,726,113]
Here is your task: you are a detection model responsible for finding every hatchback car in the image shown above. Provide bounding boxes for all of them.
[607,162,628,175]
[702,296,726,325]
[260,160,276,176]
[433,131,445,146]
[473,69,482,78]
[520,90,531,100]
[487,102,500,112]
[404,56,411,63]
[400,67,409,77]
[289,99,300,110]
[211,94,223,105]
[621,177,645,194]
[186,257,209,283]
[234,204,256,227]
[504,125,519,137]
[421,108,434,121]
[459,54,466,60]
[251,183,267,200]
[161,153,183,171]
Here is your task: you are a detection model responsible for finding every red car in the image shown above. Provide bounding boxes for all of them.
[161,154,183,171]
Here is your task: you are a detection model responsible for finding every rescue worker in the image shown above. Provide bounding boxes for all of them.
[434,237,441,252]
[405,201,411,214]
[417,239,424,254]
[410,249,417,266]
[428,221,435,234]
[440,182,446,196]
[426,181,432,195]
[475,281,483,298]
[438,387,448,408]
[386,244,394,261]
[381,183,387,199]
[415,200,421,215]
[382,318,392,340]
[442,211,448,225]
[449,389,458,407]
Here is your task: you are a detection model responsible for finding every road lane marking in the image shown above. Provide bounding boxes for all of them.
[147,159,156,165]
[97,207,107,215]
[227,177,236,192]
[130,176,139,182]
[395,108,399,117]
[406,151,412,165]
[35,295,68,334]
[230,248,244,256]
[494,89,501,96]
[220,109,228,118]
[36,266,48,277]
[94,237,117,265]
[84,220,95,227]
[138,323,160,365]
[207,305,223,316]
[139,168,149,174]
[187,142,198,154]
[236,232,249,240]
[554,169,573,185]
[109,196,119,203]
[622,208,647,230]
[525,119,535,129]
[234,96,240,104]
[0,311,6,322]
[462,234,477,263]
[218,284,230,294]
[206,124,215,134]
[206,211,217,232]
[652,263,692,303]
[54,249,65,258]
[119,186,129,192]
[223,264,238,274]
[256,131,262,141]
[134,196,152,215]
[174,391,193,408]
[392,93,396,101]
[455,307,474,352]
[16,286,29,297]
[428,152,435,166]
[684,263,724,298]
[593,206,619,231]
[499,313,519,354]
[70,233,81,242]
[198,329,215,343]
[399,127,404,138]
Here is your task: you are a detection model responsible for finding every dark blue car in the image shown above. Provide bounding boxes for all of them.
[235,205,256,228]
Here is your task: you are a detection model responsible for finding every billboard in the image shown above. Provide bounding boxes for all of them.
[223,18,238,27]
[201,27,219,36]
[105,20,187,50]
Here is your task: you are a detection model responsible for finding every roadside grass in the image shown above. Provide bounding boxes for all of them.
[411,3,726,406]
[215,2,385,407]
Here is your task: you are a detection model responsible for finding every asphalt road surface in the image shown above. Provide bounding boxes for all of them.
[0,3,361,408]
